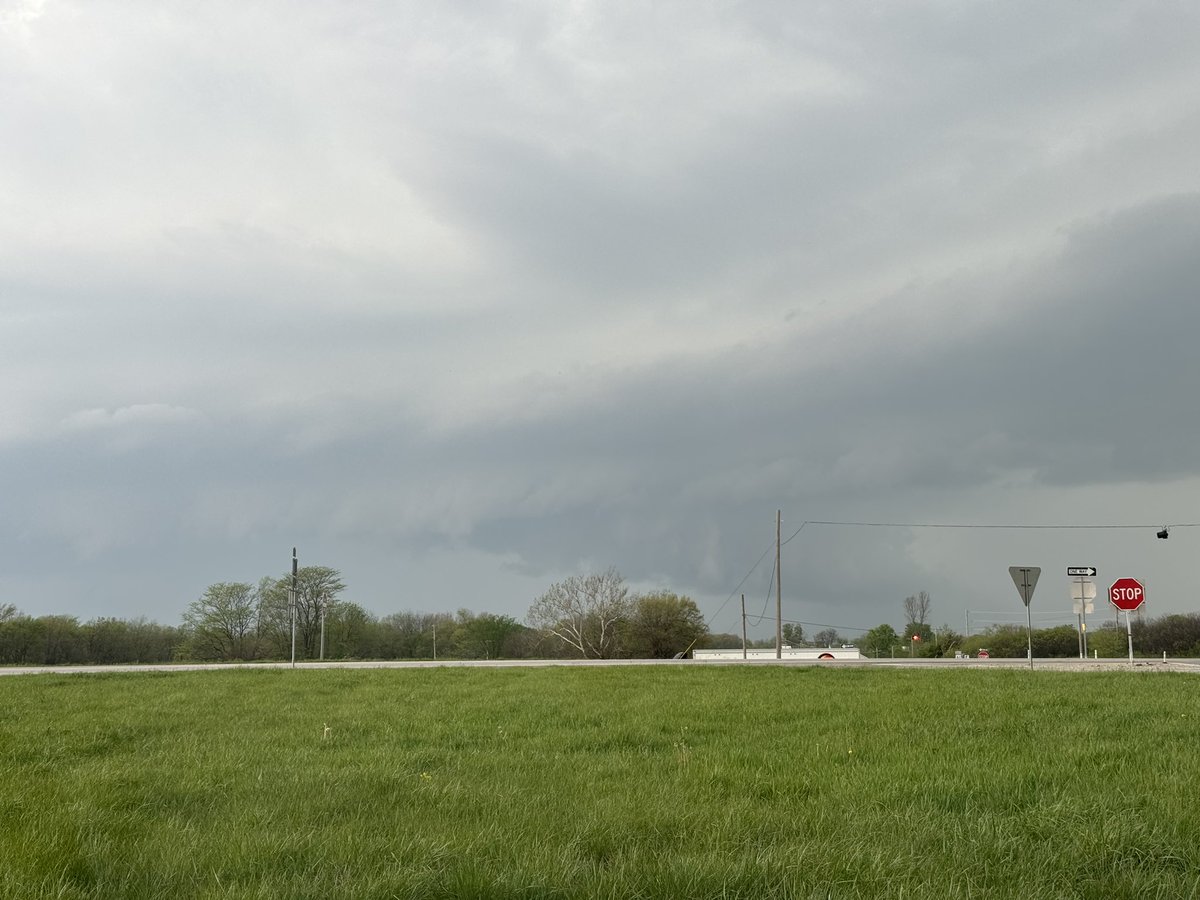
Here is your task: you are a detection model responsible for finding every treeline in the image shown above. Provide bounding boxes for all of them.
[962,614,1200,658]
[0,605,181,665]
[177,567,543,662]
[0,565,714,665]
[10,577,1198,665]
[850,615,1200,659]
[0,604,533,666]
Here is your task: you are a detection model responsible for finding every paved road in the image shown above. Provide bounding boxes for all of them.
[2,657,1198,676]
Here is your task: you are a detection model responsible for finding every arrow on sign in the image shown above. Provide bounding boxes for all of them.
[1009,566,1041,607]
[1067,566,1097,577]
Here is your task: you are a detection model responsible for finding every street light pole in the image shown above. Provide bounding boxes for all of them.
[775,510,782,659]
[290,548,298,669]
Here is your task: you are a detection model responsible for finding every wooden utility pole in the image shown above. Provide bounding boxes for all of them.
[741,594,747,660]
[776,509,782,659]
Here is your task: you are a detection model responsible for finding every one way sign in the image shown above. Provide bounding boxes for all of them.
[1067,566,1097,577]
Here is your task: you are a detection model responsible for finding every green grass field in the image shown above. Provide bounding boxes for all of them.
[1,666,1197,899]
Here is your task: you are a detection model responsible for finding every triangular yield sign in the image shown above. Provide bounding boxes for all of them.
[1008,566,1041,607]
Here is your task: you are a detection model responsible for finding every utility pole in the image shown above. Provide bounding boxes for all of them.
[319,593,326,661]
[741,594,747,660]
[290,548,298,669]
[775,509,782,659]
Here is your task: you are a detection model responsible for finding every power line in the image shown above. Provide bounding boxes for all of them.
[754,558,776,627]
[780,521,807,546]
[742,613,874,634]
[804,520,1200,530]
[706,539,775,627]
[719,514,1190,638]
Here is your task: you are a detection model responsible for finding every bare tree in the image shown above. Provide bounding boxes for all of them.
[527,568,632,658]
[258,566,346,659]
[903,591,931,626]
[813,627,842,647]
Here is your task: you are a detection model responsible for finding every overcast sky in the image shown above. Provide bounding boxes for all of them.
[3,1,1199,640]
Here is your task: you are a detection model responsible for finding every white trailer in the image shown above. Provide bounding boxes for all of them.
[693,646,863,661]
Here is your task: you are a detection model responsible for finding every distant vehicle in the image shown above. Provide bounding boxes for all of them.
[977,649,990,659]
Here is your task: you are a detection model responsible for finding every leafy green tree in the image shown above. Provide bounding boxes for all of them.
[1030,625,1077,657]
[702,632,745,650]
[782,623,804,646]
[924,623,964,658]
[85,618,134,664]
[1088,623,1127,658]
[377,611,428,658]
[964,624,1025,658]
[456,610,524,659]
[123,618,183,662]
[324,602,374,658]
[623,592,708,658]
[527,568,632,658]
[182,582,261,660]
[40,616,86,665]
[861,623,900,657]
[902,622,934,641]
[1135,613,1200,656]
[373,610,455,658]
[0,614,43,664]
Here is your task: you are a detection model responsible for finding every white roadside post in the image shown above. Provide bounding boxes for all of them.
[1009,566,1041,671]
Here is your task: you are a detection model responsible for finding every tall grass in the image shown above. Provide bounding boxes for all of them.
[1,666,1196,898]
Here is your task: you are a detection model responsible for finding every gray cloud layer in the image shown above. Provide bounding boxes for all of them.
[2,1,1198,635]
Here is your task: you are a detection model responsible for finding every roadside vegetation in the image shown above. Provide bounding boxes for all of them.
[3,579,1198,666]
[2,666,1197,898]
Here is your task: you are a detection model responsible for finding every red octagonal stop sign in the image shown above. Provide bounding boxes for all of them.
[1109,577,1146,612]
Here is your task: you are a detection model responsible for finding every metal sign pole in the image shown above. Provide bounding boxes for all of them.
[1009,566,1040,671]
[1026,602,1033,670]
[1126,610,1134,666]
[1081,579,1089,658]
[1069,571,1096,659]
[291,548,298,669]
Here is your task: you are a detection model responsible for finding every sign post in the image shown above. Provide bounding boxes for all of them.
[1069,570,1097,659]
[1109,577,1146,665]
[1009,566,1041,670]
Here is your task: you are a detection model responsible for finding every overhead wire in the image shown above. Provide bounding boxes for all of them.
[753,557,777,627]
[804,519,1200,530]
[704,539,775,631]
[719,515,1189,639]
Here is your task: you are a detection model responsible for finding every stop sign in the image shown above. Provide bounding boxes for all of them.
[1109,577,1146,612]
